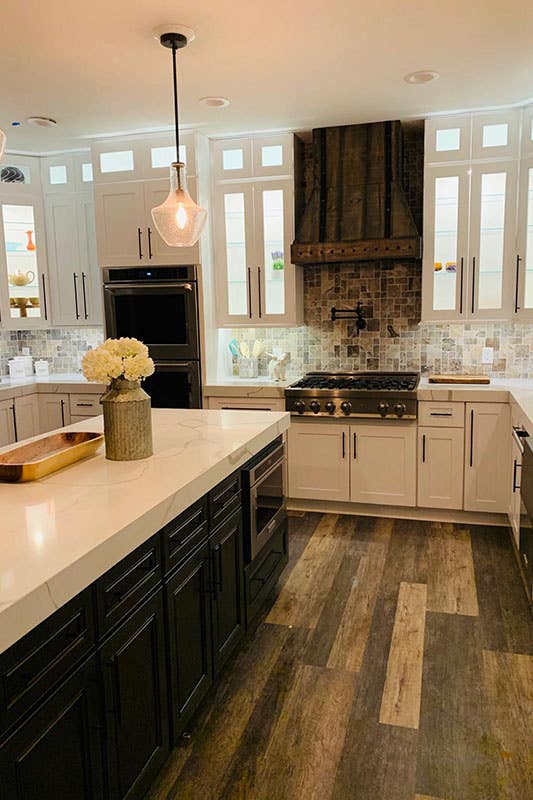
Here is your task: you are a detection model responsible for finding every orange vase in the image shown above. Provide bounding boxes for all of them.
[26,230,36,251]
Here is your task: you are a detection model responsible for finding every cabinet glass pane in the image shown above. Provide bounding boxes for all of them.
[477,172,506,309]
[82,162,93,182]
[432,176,459,311]
[99,150,134,173]
[151,145,186,168]
[482,123,508,148]
[222,149,243,171]
[524,168,533,307]
[49,165,67,185]
[436,128,461,152]
[2,205,43,319]
[262,189,285,315]
[261,145,283,167]
[224,193,248,315]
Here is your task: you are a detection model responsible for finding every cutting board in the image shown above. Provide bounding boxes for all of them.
[428,374,490,384]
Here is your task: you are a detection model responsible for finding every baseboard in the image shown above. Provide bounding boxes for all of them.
[286,498,508,527]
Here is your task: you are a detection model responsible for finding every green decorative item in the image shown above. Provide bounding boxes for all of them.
[271,250,284,270]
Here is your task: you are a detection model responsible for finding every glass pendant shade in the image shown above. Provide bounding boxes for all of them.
[0,129,6,161]
[151,162,207,247]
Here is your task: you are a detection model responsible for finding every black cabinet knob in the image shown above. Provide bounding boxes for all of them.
[340,401,352,415]
[294,400,305,414]
[394,402,406,417]
[310,401,321,414]
[378,401,389,416]
[325,401,336,413]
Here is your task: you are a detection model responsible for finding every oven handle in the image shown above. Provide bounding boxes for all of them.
[103,282,193,291]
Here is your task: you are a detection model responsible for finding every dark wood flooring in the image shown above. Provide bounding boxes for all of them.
[146,513,533,800]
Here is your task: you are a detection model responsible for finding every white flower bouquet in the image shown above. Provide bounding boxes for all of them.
[82,338,155,385]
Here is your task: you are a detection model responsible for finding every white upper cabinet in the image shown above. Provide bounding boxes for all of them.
[91,133,196,183]
[212,134,303,327]
[522,106,533,156]
[471,110,520,161]
[516,156,533,317]
[0,154,42,196]
[425,116,472,164]
[41,153,93,195]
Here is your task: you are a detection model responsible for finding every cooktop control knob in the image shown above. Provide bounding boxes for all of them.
[394,402,406,417]
[378,401,389,417]
[340,401,352,415]
[325,401,336,414]
[294,400,305,414]
[310,400,321,414]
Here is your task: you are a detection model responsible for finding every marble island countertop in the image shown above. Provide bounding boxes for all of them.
[0,407,290,654]
[0,372,106,401]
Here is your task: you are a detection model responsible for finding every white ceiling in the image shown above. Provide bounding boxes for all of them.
[1,0,532,152]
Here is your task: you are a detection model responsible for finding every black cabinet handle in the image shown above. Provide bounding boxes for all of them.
[353,432,357,459]
[471,256,476,314]
[469,409,474,467]
[342,431,346,459]
[81,272,89,319]
[137,227,143,259]
[459,256,464,314]
[430,412,453,417]
[10,404,18,442]
[147,227,153,259]
[512,459,521,492]
[247,267,252,318]
[73,272,80,319]
[41,274,48,319]
[60,399,65,427]
[422,434,426,463]
[213,544,223,593]
[257,267,262,318]
[515,254,522,312]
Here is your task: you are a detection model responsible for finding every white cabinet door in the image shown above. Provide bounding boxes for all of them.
[350,422,417,507]
[0,398,16,447]
[77,196,103,324]
[93,182,145,267]
[417,426,464,510]
[425,115,472,164]
[464,403,511,513]
[142,179,200,265]
[38,394,71,433]
[469,161,518,319]
[516,156,533,319]
[14,395,39,442]
[422,166,470,320]
[288,421,350,502]
[471,110,520,161]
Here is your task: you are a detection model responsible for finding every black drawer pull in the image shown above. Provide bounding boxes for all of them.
[429,412,453,417]
[214,486,237,507]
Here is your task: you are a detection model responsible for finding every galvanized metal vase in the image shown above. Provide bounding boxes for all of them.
[101,378,153,461]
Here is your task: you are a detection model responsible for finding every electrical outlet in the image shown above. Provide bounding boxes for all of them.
[482,346,494,364]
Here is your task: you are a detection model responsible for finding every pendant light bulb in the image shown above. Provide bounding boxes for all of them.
[150,28,207,247]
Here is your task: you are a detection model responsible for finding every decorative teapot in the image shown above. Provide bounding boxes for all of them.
[9,270,35,286]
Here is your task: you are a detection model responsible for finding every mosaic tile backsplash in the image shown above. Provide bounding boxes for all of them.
[0,328,104,376]
[229,262,533,379]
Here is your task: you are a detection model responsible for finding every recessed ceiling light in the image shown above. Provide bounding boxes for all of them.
[404,70,440,85]
[26,116,57,127]
[199,96,230,109]
[11,121,22,127]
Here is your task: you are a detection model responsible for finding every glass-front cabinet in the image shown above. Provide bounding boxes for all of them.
[517,157,533,316]
[0,198,50,328]
[212,134,303,327]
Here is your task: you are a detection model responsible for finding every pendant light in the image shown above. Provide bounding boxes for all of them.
[0,129,6,161]
[151,30,207,247]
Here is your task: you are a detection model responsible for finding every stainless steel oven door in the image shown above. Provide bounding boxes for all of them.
[249,449,286,561]
[103,282,199,361]
[143,361,201,409]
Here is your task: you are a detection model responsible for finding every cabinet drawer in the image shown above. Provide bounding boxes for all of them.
[69,394,101,417]
[419,401,465,427]
[162,497,208,577]
[0,589,96,733]
[208,470,241,531]
[96,535,161,639]
[244,519,288,626]
[207,397,285,411]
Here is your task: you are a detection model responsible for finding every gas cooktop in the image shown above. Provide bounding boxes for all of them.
[285,371,420,419]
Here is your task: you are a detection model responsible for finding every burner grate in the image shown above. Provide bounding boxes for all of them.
[290,373,419,392]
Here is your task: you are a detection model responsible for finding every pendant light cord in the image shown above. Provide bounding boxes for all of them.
[172,41,180,162]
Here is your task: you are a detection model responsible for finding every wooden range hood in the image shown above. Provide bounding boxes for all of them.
[291,121,422,265]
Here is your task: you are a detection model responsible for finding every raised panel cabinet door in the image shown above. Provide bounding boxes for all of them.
[0,398,16,447]
[142,179,200,265]
[93,182,145,267]
[100,589,169,800]
[165,543,212,740]
[350,423,417,507]
[0,656,104,800]
[38,394,70,433]
[287,421,350,502]
[464,402,511,513]
[417,426,465,510]
[210,512,245,676]
[13,395,39,442]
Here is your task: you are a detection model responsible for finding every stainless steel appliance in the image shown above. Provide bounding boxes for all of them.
[519,435,533,602]
[103,265,201,409]
[285,371,419,419]
[242,437,286,562]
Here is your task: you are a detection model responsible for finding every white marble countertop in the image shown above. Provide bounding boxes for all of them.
[202,377,297,398]
[0,408,290,654]
[0,373,105,401]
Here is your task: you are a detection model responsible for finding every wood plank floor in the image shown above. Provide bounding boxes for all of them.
[147,514,533,800]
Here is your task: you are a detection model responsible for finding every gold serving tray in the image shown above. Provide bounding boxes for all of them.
[0,431,104,483]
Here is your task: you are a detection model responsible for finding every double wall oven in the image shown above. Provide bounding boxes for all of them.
[103,266,201,408]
